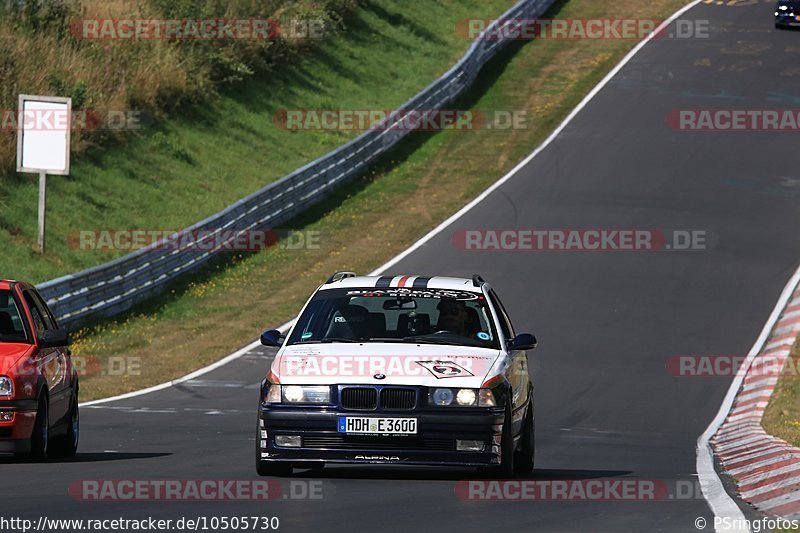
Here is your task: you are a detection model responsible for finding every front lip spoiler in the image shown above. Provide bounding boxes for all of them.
[256,457,495,467]
[0,399,38,410]
[258,406,507,467]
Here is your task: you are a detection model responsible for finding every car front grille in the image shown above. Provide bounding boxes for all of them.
[380,388,416,410]
[302,435,454,451]
[340,387,378,410]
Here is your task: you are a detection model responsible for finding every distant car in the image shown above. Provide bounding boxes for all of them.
[775,0,800,28]
[256,273,537,476]
[0,280,78,460]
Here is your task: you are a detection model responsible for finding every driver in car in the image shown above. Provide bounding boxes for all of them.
[436,299,471,337]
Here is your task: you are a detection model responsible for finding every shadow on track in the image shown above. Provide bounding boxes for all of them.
[0,452,172,464]
[288,466,631,481]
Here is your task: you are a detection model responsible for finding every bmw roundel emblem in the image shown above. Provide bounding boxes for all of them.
[373,373,386,380]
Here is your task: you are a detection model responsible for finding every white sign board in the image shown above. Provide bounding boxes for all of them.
[16,94,71,175]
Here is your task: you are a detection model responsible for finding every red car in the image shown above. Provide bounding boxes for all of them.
[0,280,78,460]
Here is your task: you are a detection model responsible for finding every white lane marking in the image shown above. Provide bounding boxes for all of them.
[697,263,800,532]
[180,380,251,388]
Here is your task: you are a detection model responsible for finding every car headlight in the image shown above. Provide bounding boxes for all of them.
[281,385,330,404]
[431,388,454,406]
[0,376,13,397]
[428,388,496,407]
[456,388,476,406]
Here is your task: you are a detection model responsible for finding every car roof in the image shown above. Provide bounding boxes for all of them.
[318,275,483,292]
[0,280,15,290]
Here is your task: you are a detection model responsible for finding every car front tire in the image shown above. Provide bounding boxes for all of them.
[50,397,79,458]
[27,396,49,461]
[514,397,535,475]
[487,405,515,477]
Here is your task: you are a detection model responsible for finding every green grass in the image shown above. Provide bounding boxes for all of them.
[763,342,800,447]
[66,0,691,400]
[0,0,514,283]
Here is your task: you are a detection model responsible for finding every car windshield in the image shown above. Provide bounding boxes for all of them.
[0,290,29,343]
[286,287,500,349]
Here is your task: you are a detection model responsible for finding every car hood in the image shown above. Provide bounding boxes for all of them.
[0,343,34,374]
[274,343,502,388]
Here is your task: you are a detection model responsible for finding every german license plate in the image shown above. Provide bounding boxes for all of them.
[337,416,417,435]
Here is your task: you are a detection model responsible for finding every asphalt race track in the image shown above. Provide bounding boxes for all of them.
[5,2,800,532]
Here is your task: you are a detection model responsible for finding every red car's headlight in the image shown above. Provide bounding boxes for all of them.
[0,376,13,397]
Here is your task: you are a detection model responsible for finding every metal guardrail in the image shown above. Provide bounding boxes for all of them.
[37,0,557,330]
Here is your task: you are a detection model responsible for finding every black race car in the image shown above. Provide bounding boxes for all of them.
[776,0,800,28]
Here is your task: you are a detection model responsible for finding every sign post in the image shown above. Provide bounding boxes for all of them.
[16,94,72,255]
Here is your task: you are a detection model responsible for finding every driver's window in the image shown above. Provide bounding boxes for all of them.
[23,292,47,339]
[31,290,58,330]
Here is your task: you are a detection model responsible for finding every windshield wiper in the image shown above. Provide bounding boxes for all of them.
[293,338,361,344]
[402,336,469,347]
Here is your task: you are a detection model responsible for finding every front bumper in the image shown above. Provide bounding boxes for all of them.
[258,407,506,467]
[0,399,39,453]
[775,15,800,26]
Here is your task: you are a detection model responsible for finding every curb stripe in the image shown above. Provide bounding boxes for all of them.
[708,264,800,523]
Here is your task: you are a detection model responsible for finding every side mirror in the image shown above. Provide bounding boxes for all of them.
[260,329,284,347]
[509,333,537,351]
[40,329,69,349]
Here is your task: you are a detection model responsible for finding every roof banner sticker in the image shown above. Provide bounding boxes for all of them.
[346,288,481,301]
